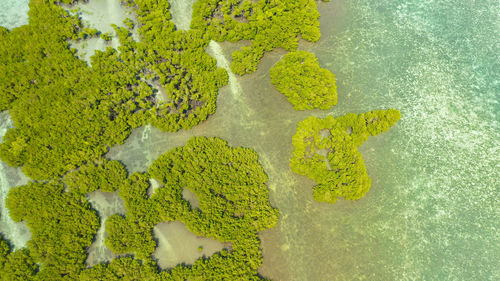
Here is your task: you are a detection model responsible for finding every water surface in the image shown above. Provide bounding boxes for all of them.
[284,1,499,280]
[152,221,229,269]
[85,190,126,266]
[68,0,137,65]
[111,1,499,280]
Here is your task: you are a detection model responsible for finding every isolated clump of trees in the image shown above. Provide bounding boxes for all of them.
[270,50,337,110]
[64,159,128,194]
[290,110,401,203]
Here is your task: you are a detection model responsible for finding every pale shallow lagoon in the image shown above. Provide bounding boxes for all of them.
[0,0,29,30]
[67,0,139,65]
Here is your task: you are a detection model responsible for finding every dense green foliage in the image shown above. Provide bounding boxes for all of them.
[270,50,337,110]
[0,0,227,180]
[0,237,37,281]
[104,173,157,259]
[149,137,279,234]
[0,0,328,180]
[192,0,327,75]
[64,159,128,194]
[130,0,229,132]
[79,257,159,281]
[5,181,100,278]
[0,237,7,265]
[100,137,279,279]
[291,110,401,203]
[0,137,278,280]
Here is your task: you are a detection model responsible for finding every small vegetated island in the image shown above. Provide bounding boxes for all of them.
[290,110,401,204]
[270,50,337,110]
[0,0,228,180]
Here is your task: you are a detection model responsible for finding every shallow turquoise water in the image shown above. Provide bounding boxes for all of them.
[305,0,500,280]
[1,0,499,280]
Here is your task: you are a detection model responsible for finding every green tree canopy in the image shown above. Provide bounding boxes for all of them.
[102,137,278,279]
[5,181,99,278]
[270,50,338,110]
[192,0,328,75]
[291,109,401,203]
[64,159,128,194]
[0,0,228,180]
[1,137,279,280]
